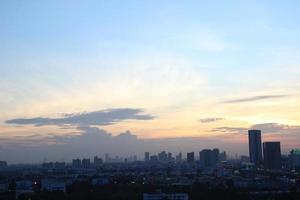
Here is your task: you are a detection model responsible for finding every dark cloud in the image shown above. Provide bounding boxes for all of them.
[199,117,224,123]
[222,95,287,104]
[5,108,154,126]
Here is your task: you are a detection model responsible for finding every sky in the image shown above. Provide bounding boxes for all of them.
[1,1,300,163]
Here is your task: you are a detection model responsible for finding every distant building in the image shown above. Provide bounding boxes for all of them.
[94,156,103,166]
[158,151,168,162]
[41,179,66,192]
[176,152,182,163]
[0,161,7,168]
[143,193,188,200]
[82,158,91,169]
[54,162,65,169]
[212,148,220,164]
[187,152,194,163]
[145,152,150,162]
[15,180,33,199]
[289,149,300,170]
[263,142,282,170]
[167,152,173,162]
[72,159,81,168]
[105,153,109,163]
[150,155,158,162]
[92,178,110,186]
[248,130,263,165]
[200,149,219,168]
[240,155,250,163]
[219,151,227,162]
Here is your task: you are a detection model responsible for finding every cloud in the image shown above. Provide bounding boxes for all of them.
[5,108,154,126]
[222,95,288,104]
[199,117,224,123]
[212,123,300,135]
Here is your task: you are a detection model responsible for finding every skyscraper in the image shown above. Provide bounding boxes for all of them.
[145,152,150,162]
[248,130,263,165]
[187,152,194,163]
[263,142,282,170]
[200,149,219,168]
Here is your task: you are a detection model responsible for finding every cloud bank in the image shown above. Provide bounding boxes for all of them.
[5,108,154,126]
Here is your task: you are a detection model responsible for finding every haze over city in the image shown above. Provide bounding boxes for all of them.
[1,1,300,163]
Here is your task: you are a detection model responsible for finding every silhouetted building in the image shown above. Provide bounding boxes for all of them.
[176,152,182,163]
[219,151,227,162]
[150,155,158,162]
[145,152,150,162]
[82,158,91,169]
[72,159,81,168]
[187,152,194,163]
[167,152,173,162]
[248,130,263,165]
[94,156,103,166]
[158,151,168,162]
[289,149,300,170]
[212,148,220,164]
[0,161,7,168]
[105,153,109,163]
[240,155,250,163]
[200,149,219,168]
[263,142,282,170]
[54,162,65,169]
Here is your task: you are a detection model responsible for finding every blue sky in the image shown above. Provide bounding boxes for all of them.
[1,1,300,162]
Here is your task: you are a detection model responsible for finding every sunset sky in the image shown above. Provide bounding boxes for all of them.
[1,1,300,163]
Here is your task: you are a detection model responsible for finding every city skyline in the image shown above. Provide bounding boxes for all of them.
[1,1,300,163]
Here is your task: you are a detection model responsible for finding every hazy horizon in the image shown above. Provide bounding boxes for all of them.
[1,1,300,163]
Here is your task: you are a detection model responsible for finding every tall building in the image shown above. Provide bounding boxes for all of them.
[187,152,194,163]
[212,148,220,164]
[158,151,168,162]
[289,149,300,170]
[150,155,158,162]
[82,158,91,169]
[200,149,220,168]
[248,130,263,165]
[145,152,150,162]
[176,152,182,163]
[94,156,103,166]
[219,151,227,162]
[72,159,81,168]
[105,153,109,163]
[263,142,282,170]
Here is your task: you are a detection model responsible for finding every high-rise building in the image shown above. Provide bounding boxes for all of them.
[158,151,168,162]
[219,151,227,162]
[263,142,282,170]
[289,149,300,170]
[150,155,158,162]
[248,130,263,165]
[167,152,173,162]
[212,148,220,164]
[187,152,194,163]
[72,159,81,168]
[200,149,219,168]
[82,158,91,169]
[94,156,103,166]
[176,152,182,163]
[145,152,150,162]
[105,153,109,163]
